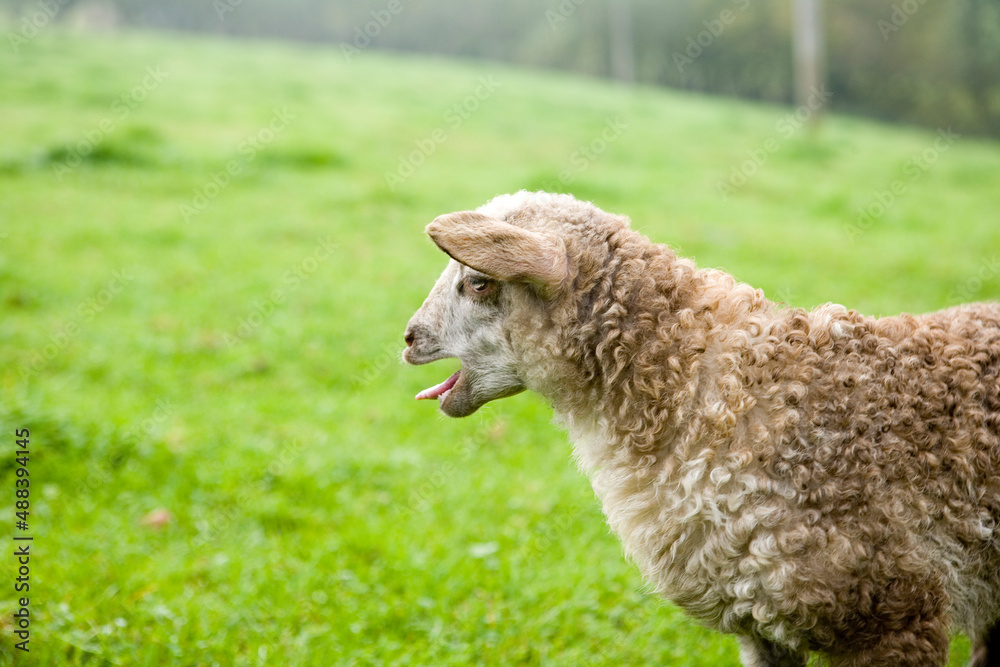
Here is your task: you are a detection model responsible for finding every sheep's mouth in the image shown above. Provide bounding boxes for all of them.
[403,346,478,416]
[411,360,526,418]
[414,367,481,417]
[415,369,461,403]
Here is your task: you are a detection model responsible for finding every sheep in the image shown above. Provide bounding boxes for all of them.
[402,190,1000,667]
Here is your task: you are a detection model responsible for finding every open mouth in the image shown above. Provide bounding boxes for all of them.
[404,347,474,416]
[410,360,523,418]
[415,369,462,404]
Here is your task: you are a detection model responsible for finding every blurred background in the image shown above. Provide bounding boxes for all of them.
[0,1,998,665]
[4,0,1000,135]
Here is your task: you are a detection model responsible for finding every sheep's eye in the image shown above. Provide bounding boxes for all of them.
[461,275,493,295]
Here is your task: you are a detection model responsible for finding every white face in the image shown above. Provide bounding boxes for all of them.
[403,259,526,417]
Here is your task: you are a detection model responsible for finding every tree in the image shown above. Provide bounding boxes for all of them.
[792,0,824,117]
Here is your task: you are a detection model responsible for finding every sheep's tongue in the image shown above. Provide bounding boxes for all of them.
[415,371,460,400]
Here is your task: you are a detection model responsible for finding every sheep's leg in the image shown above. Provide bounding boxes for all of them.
[971,621,1000,667]
[737,635,808,667]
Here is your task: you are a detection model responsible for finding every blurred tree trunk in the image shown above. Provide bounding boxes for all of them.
[608,0,635,83]
[960,0,994,127]
[792,0,824,121]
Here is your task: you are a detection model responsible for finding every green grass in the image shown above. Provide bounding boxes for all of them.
[1,28,998,666]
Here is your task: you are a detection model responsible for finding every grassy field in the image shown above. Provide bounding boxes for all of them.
[1,28,998,666]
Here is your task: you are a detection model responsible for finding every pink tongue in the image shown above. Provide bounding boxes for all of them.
[415,371,460,400]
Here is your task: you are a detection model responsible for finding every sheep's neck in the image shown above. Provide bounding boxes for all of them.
[546,261,789,619]
[549,254,780,477]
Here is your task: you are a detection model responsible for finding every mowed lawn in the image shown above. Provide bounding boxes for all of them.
[1,28,998,666]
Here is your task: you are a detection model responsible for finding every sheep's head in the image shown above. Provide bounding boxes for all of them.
[403,196,586,417]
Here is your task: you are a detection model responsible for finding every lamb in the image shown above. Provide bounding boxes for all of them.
[402,190,1000,667]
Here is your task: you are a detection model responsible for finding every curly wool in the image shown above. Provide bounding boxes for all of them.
[478,191,1000,666]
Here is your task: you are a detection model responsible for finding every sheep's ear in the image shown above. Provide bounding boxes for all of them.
[426,211,569,295]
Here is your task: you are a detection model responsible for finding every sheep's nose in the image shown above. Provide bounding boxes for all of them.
[404,328,416,347]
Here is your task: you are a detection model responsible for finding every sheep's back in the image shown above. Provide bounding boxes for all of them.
[750,301,1000,637]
